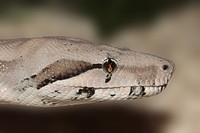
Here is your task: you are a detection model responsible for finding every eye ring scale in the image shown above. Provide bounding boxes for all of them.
[102,58,118,74]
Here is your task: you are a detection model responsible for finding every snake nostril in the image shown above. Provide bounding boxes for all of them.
[162,65,169,71]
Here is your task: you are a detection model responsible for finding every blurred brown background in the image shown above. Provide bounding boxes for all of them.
[0,0,200,133]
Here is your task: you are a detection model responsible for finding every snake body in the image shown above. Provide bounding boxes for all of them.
[0,36,174,107]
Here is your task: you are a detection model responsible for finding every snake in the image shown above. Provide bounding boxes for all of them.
[0,36,175,107]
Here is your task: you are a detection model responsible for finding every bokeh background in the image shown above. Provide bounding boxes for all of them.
[0,1,200,133]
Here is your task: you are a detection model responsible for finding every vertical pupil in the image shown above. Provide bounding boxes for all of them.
[103,58,117,73]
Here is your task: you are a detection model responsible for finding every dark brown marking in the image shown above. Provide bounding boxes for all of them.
[141,86,145,92]
[141,86,146,96]
[110,93,116,97]
[76,87,95,98]
[31,59,102,89]
[129,86,146,97]
[31,75,37,78]
[105,73,112,83]
[142,92,146,96]
[54,90,61,94]
[76,89,83,95]
[129,86,134,96]
[51,102,57,106]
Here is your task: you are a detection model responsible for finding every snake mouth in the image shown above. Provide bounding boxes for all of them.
[123,84,168,98]
[139,84,168,97]
[75,84,168,99]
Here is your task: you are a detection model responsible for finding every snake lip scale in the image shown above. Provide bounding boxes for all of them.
[0,36,174,107]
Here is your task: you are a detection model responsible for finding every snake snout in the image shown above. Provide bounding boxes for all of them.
[164,60,175,80]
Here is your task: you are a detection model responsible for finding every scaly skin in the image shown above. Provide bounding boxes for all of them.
[0,36,174,107]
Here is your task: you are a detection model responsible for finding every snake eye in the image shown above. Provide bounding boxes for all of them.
[102,58,118,73]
